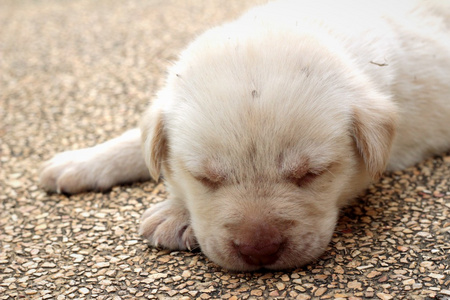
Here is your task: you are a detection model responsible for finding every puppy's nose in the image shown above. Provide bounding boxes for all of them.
[237,241,282,266]
[234,222,283,266]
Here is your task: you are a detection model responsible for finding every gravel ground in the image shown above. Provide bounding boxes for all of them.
[0,0,449,299]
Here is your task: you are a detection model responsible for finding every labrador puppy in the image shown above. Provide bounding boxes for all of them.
[40,0,450,271]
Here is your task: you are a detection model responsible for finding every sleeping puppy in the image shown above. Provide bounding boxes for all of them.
[40,0,450,271]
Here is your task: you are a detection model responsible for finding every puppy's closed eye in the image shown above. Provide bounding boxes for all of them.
[192,162,228,190]
[195,175,225,190]
[287,170,324,187]
[282,158,330,188]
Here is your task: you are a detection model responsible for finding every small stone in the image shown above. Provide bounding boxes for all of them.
[188,291,198,297]
[357,264,374,270]
[420,261,434,269]
[280,274,290,281]
[367,271,381,278]
[42,262,56,268]
[250,289,263,296]
[93,225,106,231]
[182,270,191,278]
[269,290,280,297]
[100,280,112,285]
[79,288,89,294]
[348,280,362,289]
[70,254,84,263]
[397,246,409,252]
[94,262,110,268]
[149,273,167,280]
[25,290,38,295]
[335,293,349,298]
[4,278,16,284]
[114,227,125,235]
[412,283,423,290]
[35,223,47,230]
[365,290,375,298]
[416,231,431,237]
[294,285,306,292]
[429,273,445,280]
[7,180,22,188]
[315,287,327,296]
[276,282,285,290]
[377,293,393,300]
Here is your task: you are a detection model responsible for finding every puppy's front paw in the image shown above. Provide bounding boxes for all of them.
[139,200,197,251]
[39,148,114,194]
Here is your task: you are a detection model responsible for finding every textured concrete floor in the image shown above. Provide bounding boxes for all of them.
[0,0,449,299]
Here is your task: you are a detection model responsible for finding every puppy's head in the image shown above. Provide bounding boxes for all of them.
[141,27,396,271]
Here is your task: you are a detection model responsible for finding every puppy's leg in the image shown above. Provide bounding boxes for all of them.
[40,128,150,194]
[140,196,197,251]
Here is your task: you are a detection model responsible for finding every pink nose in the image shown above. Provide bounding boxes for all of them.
[237,241,282,266]
[233,222,283,266]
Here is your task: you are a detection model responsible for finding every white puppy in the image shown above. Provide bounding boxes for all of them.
[40,0,450,271]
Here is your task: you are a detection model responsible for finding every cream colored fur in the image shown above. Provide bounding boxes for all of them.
[40,0,450,271]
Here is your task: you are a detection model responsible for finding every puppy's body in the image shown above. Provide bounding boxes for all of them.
[40,0,450,271]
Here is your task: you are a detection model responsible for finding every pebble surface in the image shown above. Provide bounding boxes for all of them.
[0,0,449,299]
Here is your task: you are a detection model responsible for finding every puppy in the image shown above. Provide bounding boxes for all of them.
[40,0,450,271]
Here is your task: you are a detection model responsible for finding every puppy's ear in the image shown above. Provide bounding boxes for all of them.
[140,103,168,181]
[352,97,397,180]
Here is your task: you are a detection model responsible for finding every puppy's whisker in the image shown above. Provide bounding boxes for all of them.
[325,168,336,178]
